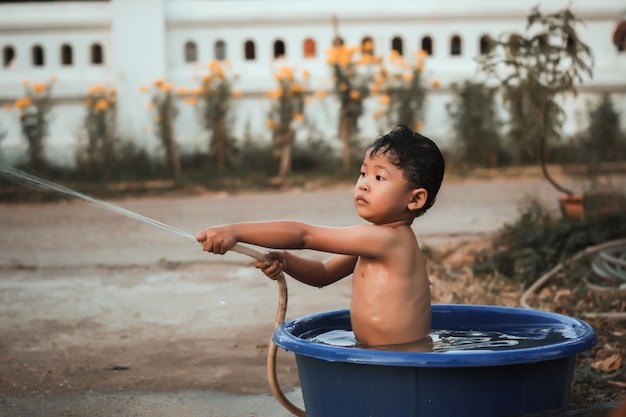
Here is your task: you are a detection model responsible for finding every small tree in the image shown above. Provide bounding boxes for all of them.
[81,84,118,177]
[266,66,308,178]
[194,60,238,172]
[584,94,625,167]
[327,39,379,171]
[376,49,428,132]
[446,81,504,168]
[479,6,593,195]
[142,79,181,178]
[13,78,55,170]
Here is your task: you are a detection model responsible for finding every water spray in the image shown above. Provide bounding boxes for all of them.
[0,165,305,416]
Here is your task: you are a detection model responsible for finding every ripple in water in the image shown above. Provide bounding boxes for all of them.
[308,325,577,352]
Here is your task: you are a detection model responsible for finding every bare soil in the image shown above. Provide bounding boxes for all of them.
[1,173,601,415]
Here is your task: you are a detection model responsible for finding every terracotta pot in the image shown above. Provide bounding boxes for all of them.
[558,194,584,219]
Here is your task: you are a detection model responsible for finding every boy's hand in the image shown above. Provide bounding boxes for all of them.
[195,226,237,254]
[255,250,286,280]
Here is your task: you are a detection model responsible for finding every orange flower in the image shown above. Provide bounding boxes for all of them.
[315,90,327,98]
[431,79,440,88]
[232,90,243,98]
[15,97,31,109]
[414,121,424,131]
[89,84,105,95]
[265,119,274,128]
[379,95,391,105]
[349,90,361,100]
[184,96,198,105]
[293,112,304,122]
[95,99,108,111]
[177,87,187,96]
[154,78,165,88]
[32,82,47,93]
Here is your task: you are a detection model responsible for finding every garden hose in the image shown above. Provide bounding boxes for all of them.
[520,238,626,320]
[231,244,306,417]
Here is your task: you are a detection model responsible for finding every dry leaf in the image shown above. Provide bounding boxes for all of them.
[591,352,623,372]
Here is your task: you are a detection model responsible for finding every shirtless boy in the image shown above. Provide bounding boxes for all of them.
[196,125,445,347]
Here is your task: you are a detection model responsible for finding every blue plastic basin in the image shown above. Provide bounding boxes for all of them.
[273,304,598,417]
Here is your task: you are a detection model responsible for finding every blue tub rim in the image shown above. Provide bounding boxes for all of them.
[272,304,598,368]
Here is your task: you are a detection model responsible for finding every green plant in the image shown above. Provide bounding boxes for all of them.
[327,40,379,171]
[583,94,625,168]
[193,60,239,172]
[142,79,181,178]
[479,6,594,195]
[446,81,505,168]
[376,49,428,132]
[79,84,118,178]
[266,66,308,178]
[473,199,626,287]
[13,78,55,170]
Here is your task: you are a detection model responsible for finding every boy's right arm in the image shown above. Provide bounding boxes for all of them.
[259,250,356,288]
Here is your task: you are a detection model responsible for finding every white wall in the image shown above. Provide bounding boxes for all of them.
[1,0,625,166]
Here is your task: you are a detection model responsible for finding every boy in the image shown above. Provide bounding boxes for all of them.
[196,125,445,347]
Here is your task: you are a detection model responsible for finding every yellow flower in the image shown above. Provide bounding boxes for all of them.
[379,95,391,105]
[265,119,274,128]
[15,97,31,109]
[89,84,105,95]
[177,87,187,96]
[162,83,173,92]
[349,90,361,100]
[154,78,165,88]
[315,90,327,98]
[95,99,108,111]
[293,112,304,122]
[292,84,306,93]
[232,90,243,98]
[32,82,47,93]
[431,79,440,88]
[266,88,282,99]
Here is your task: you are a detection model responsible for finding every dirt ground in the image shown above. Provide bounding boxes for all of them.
[0,173,579,415]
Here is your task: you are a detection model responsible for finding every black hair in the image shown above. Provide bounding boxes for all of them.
[369,125,445,217]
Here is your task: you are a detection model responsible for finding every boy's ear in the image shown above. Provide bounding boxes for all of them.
[408,188,428,212]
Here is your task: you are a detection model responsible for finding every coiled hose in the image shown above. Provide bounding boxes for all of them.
[231,244,306,417]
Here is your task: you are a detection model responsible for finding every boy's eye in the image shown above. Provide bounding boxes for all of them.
[359,171,365,177]
[375,175,384,181]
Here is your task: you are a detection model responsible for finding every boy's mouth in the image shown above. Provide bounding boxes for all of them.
[355,195,368,205]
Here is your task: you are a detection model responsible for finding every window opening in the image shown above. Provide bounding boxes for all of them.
[61,44,73,65]
[274,39,285,58]
[391,36,403,56]
[32,45,44,66]
[91,43,103,64]
[244,40,256,60]
[421,36,433,55]
[450,35,462,56]
[215,40,226,61]
[303,38,316,58]
[3,46,15,67]
[185,41,197,63]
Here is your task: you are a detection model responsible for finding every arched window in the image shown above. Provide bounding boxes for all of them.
[3,46,15,67]
[215,40,226,61]
[391,36,403,56]
[421,36,433,55]
[61,44,73,65]
[32,45,44,66]
[244,40,256,60]
[274,39,285,58]
[613,21,626,52]
[91,43,103,64]
[361,36,374,55]
[479,35,491,55]
[303,38,316,58]
[184,41,197,63]
[450,35,462,56]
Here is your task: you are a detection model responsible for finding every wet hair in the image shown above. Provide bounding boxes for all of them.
[369,125,445,217]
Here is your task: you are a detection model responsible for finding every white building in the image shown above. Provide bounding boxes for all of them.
[0,0,625,166]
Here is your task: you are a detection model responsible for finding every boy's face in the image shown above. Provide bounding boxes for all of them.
[354,150,426,226]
